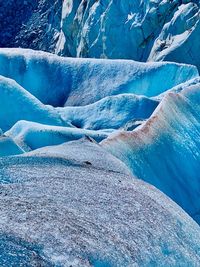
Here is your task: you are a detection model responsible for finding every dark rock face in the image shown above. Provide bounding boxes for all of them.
[0,0,62,52]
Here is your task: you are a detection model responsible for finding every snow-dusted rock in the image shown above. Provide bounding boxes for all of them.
[0,0,62,53]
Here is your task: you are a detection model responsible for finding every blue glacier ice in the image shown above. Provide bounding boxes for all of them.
[0,234,52,266]
[0,75,68,132]
[57,94,159,130]
[6,120,110,151]
[0,48,197,106]
[0,1,200,266]
[0,135,24,157]
[102,84,200,223]
[0,1,200,262]
[57,0,200,71]
[148,2,200,70]
[2,1,200,71]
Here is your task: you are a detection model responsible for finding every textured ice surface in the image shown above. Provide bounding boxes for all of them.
[1,3,200,266]
[0,234,52,267]
[0,48,197,106]
[102,85,200,223]
[25,138,131,175]
[57,0,200,70]
[2,1,200,71]
[57,94,159,130]
[0,139,200,266]
[0,70,158,132]
[6,121,110,151]
[148,2,200,70]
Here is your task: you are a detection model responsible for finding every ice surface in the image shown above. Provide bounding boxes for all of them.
[6,121,110,151]
[0,139,200,266]
[148,3,200,70]
[0,2,200,266]
[2,1,200,71]
[0,234,52,267]
[0,136,24,157]
[25,138,131,175]
[57,94,159,130]
[102,85,200,223]
[0,48,197,106]
[0,75,68,132]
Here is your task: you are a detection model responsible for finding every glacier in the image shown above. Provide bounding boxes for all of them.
[0,1,200,266]
[0,135,24,157]
[6,120,110,151]
[0,75,67,132]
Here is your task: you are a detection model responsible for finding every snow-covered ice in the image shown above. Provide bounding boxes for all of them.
[0,139,200,266]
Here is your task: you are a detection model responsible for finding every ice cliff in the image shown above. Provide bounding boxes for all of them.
[57,0,200,70]
[2,1,200,70]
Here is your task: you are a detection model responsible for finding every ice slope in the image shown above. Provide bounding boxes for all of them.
[0,139,200,266]
[57,0,181,59]
[102,85,200,223]
[0,74,158,132]
[25,138,131,175]
[57,0,200,69]
[0,136,24,157]
[57,94,159,130]
[6,120,109,151]
[0,48,197,106]
[0,234,52,267]
[0,75,69,132]
[155,77,200,101]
